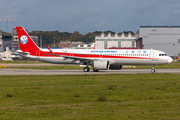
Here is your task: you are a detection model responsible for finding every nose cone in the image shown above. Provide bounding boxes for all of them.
[168,57,173,63]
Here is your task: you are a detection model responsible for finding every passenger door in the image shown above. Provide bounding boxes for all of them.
[149,51,154,59]
[36,50,41,60]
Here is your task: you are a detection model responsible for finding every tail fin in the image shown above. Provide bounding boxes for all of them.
[16,27,40,53]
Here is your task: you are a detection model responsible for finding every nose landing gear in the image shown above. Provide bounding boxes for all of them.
[151,65,155,73]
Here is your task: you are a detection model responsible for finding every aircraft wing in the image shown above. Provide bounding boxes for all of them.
[54,53,95,65]
[60,54,94,60]
[46,45,95,64]
[46,45,54,54]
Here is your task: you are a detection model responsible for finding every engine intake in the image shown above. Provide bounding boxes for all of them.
[93,60,109,70]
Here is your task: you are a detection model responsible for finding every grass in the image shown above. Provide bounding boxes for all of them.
[0,74,180,119]
[0,60,45,64]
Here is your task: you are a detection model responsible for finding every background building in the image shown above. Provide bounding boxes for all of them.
[2,35,12,51]
[58,41,72,49]
[76,43,95,49]
[136,26,180,56]
[0,30,3,52]
[58,41,95,49]
[95,32,136,49]
[0,28,39,51]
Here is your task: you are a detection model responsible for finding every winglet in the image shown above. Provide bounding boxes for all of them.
[46,45,54,54]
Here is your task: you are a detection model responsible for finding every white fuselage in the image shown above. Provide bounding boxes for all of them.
[24,48,172,65]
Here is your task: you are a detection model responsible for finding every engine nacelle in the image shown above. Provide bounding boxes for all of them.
[109,65,123,70]
[93,60,109,70]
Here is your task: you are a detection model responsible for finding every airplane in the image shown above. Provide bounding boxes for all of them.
[0,47,17,61]
[16,26,173,73]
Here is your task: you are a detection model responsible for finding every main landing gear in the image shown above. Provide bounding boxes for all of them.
[83,67,90,72]
[83,67,99,72]
[151,65,155,73]
[93,68,99,72]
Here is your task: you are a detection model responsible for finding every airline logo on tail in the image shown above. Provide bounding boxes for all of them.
[20,35,28,44]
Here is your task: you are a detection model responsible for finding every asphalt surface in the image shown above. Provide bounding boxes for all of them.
[0,68,179,75]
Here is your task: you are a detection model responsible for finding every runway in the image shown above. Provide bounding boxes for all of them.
[0,68,179,75]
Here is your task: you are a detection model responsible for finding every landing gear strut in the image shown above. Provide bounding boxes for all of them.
[83,67,90,72]
[151,65,155,73]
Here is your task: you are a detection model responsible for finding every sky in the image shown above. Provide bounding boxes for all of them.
[0,0,180,33]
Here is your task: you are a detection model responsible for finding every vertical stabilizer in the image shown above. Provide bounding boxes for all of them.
[16,27,40,53]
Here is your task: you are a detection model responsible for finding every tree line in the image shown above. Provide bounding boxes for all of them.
[28,30,134,48]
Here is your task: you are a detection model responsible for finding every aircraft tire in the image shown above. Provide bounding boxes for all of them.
[93,68,99,72]
[83,67,90,72]
[151,69,155,73]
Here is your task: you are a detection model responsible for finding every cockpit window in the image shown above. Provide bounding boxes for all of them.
[159,54,167,56]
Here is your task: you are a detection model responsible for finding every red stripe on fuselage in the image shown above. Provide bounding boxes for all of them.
[32,50,153,60]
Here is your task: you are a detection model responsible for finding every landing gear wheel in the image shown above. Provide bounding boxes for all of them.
[83,67,90,72]
[93,68,99,72]
[151,69,155,73]
[151,65,155,73]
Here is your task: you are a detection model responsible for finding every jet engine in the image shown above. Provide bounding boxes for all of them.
[93,60,109,70]
[109,65,123,70]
